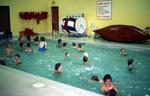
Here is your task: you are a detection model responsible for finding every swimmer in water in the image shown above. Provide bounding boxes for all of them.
[65,52,70,58]
[34,36,39,44]
[56,39,62,48]
[91,74,117,95]
[55,63,62,73]
[72,42,77,49]
[77,44,84,52]
[120,48,127,56]
[128,59,134,72]
[38,36,47,52]
[63,42,67,50]
[5,43,13,57]
[83,52,90,64]
[13,54,21,65]
[101,74,117,95]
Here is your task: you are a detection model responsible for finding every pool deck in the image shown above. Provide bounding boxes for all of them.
[0,64,103,96]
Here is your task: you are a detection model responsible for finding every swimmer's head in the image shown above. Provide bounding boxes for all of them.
[15,54,20,58]
[40,36,45,41]
[91,75,99,81]
[83,56,88,62]
[65,52,70,57]
[120,48,125,52]
[55,63,62,72]
[128,59,134,65]
[63,42,67,47]
[58,39,62,44]
[78,44,82,48]
[83,52,88,57]
[103,74,112,84]
[27,42,31,47]
[72,42,76,46]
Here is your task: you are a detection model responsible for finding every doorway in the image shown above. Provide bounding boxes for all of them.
[0,6,11,32]
[51,6,59,34]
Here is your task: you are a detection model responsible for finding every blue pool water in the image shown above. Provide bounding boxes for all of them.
[0,39,150,96]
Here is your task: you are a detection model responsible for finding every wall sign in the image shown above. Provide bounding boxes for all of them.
[97,0,112,19]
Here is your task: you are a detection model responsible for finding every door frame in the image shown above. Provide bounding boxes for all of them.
[51,6,59,34]
[0,6,11,32]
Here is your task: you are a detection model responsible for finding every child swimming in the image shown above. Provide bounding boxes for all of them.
[38,36,47,52]
[65,52,70,58]
[101,74,117,95]
[83,52,89,64]
[56,39,62,48]
[34,36,39,44]
[72,42,77,49]
[77,44,84,52]
[128,58,134,72]
[63,42,67,49]
[5,43,13,57]
[55,63,62,73]
[13,54,21,65]
[120,48,127,56]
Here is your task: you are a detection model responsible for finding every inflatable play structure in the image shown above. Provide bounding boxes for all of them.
[19,28,38,36]
[60,17,87,37]
[93,25,150,42]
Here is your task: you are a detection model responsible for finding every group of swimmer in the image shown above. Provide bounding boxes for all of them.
[54,38,118,96]
[2,35,47,65]
[1,35,136,96]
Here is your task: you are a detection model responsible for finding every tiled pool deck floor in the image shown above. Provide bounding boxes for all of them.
[0,65,103,96]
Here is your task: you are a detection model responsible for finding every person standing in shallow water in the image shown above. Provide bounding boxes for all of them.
[38,37,47,52]
[91,74,117,96]
[101,74,117,95]
[54,63,62,73]
[128,59,134,72]
[5,43,13,57]
[120,48,127,56]
[13,54,21,65]
[56,39,62,48]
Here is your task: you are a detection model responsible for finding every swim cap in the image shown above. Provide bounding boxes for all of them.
[83,52,88,57]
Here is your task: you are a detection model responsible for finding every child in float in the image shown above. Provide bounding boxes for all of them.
[38,36,47,52]
[56,39,62,48]
[25,42,32,53]
[128,58,134,72]
[55,63,62,73]
[5,43,13,57]
[13,54,21,65]
[120,48,127,56]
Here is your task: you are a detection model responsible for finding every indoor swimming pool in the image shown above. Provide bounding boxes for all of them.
[0,38,150,96]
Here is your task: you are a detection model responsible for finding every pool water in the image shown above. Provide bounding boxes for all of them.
[0,39,150,96]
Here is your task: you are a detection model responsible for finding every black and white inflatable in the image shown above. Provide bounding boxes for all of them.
[60,17,87,37]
